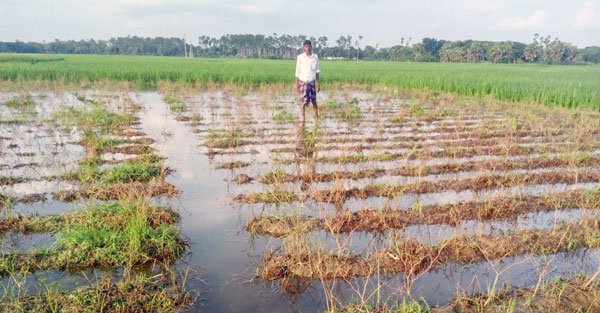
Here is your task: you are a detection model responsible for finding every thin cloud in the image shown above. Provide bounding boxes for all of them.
[0,0,598,47]
[497,9,551,31]
[574,1,600,28]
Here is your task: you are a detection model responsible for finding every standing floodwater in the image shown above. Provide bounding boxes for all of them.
[134,88,600,312]
[2,87,600,312]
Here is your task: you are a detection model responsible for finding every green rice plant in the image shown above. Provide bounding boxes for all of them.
[206,128,250,148]
[163,95,187,112]
[101,161,162,184]
[1,54,599,110]
[340,104,361,119]
[52,103,133,130]
[327,98,340,110]
[273,109,293,122]
[0,55,64,64]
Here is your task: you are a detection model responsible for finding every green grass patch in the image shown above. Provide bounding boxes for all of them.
[340,104,361,119]
[206,128,250,148]
[273,109,293,122]
[0,199,183,276]
[0,176,25,185]
[52,104,133,130]
[0,118,27,125]
[64,154,163,186]
[163,95,187,113]
[2,95,35,108]
[0,55,64,64]
[101,162,162,184]
[0,272,194,313]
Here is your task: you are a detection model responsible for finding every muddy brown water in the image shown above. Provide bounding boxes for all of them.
[2,91,600,311]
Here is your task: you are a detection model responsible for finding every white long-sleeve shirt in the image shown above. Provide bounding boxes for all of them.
[295,52,320,83]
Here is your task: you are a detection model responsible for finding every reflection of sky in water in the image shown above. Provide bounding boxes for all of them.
[3,180,79,196]
[0,232,55,254]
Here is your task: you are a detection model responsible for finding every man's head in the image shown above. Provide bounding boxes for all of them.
[303,40,312,54]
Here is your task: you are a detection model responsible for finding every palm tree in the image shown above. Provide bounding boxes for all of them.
[355,35,363,60]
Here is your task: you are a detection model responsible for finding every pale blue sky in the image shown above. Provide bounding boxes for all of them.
[1,0,599,47]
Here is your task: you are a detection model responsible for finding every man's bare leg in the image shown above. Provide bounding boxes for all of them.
[312,102,319,120]
[301,104,306,123]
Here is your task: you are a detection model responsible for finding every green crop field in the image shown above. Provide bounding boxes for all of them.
[3,51,600,313]
[1,53,599,110]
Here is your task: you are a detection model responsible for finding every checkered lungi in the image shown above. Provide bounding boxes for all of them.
[298,80,317,106]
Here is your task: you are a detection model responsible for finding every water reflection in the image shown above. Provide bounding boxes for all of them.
[294,122,317,192]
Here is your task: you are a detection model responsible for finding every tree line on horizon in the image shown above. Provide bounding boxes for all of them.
[1,33,599,64]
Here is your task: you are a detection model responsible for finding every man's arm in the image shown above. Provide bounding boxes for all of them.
[295,56,301,93]
[315,56,321,92]
[316,73,320,92]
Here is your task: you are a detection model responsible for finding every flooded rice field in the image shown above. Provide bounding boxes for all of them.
[2,87,600,312]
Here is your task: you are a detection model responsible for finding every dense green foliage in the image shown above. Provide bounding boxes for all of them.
[0,36,187,56]
[1,53,599,110]
[1,34,599,63]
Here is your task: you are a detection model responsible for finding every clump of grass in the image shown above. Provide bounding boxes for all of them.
[53,180,179,202]
[0,271,194,312]
[236,188,299,204]
[101,162,162,184]
[217,161,250,169]
[342,105,360,120]
[206,128,250,148]
[323,97,361,119]
[247,215,318,238]
[0,118,27,125]
[331,301,430,313]
[73,92,102,106]
[163,95,187,113]
[0,176,25,185]
[190,113,202,123]
[56,200,183,267]
[81,131,123,158]
[0,193,15,211]
[273,109,293,122]
[52,101,133,130]
[0,198,184,275]
[63,163,100,184]
[64,155,165,186]
[2,95,35,108]
[327,98,341,110]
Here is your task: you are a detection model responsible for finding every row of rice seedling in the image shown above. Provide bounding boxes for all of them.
[0,91,194,311]
[163,84,600,312]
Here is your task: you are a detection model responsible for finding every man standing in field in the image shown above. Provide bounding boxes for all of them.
[295,40,320,122]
